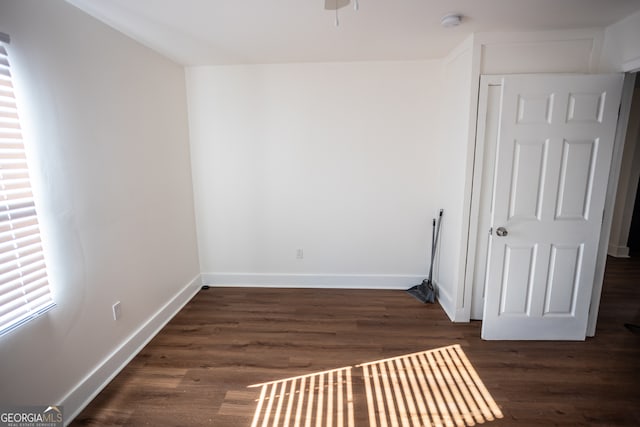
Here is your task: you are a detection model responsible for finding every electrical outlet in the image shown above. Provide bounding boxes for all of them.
[112,301,122,320]
[296,248,304,259]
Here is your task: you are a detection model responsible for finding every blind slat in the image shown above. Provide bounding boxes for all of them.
[0,222,39,243]
[0,262,46,293]
[0,240,45,269]
[0,251,43,277]
[0,280,49,317]
[0,204,37,222]
[0,256,45,284]
[0,275,50,315]
[0,235,42,259]
[0,188,34,202]
[0,215,37,232]
[0,268,48,299]
[0,160,28,169]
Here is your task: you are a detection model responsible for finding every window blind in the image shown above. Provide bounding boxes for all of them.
[0,36,54,337]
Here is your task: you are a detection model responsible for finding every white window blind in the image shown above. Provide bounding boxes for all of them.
[0,34,54,337]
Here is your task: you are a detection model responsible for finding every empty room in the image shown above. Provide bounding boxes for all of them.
[1,0,640,426]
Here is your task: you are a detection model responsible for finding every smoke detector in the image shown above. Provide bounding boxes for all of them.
[441,13,462,28]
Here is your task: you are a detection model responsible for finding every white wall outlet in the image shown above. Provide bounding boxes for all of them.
[296,248,304,259]
[112,301,122,320]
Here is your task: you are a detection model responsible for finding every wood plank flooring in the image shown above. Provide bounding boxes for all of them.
[72,256,640,426]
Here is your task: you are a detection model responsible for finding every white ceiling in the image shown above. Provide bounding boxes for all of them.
[67,0,640,66]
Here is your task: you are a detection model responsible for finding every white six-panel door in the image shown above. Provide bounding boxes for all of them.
[481,74,623,340]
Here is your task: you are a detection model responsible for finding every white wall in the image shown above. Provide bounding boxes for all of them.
[433,36,476,321]
[0,0,200,422]
[600,9,640,72]
[187,61,443,288]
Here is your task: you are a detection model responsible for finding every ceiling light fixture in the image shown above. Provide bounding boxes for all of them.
[441,13,462,28]
[325,0,359,27]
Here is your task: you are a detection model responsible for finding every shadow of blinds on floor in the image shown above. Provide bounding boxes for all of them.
[249,366,355,427]
[249,344,502,427]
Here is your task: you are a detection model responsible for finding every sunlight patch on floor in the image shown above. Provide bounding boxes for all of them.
[249,344,502,427]
[249,366,355,427]
[359,345,503,427]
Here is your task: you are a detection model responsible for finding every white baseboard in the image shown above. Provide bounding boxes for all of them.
[62,275,202,426]
[434,282,455,321]
[608,244,630,258]
[203,273,425,289]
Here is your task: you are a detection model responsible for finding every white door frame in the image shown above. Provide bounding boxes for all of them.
[467,76,503,320]
[462,73,635,336]
[586,72,637,335]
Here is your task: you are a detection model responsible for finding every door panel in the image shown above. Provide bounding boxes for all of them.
[482,74,623,340]
[499,245,535,315]
[516,93,553,124]
[509,139,547,220]
[567,92,605,123]
[556,139,596,219]
[544,244,582,315]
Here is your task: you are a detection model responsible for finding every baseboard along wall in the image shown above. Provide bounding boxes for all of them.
[61,275,203,426]
[202,273,426,289]
[608,244,630,258]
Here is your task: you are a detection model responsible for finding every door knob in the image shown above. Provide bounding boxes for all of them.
[496,227,508,237]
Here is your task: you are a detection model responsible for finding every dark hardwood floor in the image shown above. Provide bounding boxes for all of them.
[72,256,640,426]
